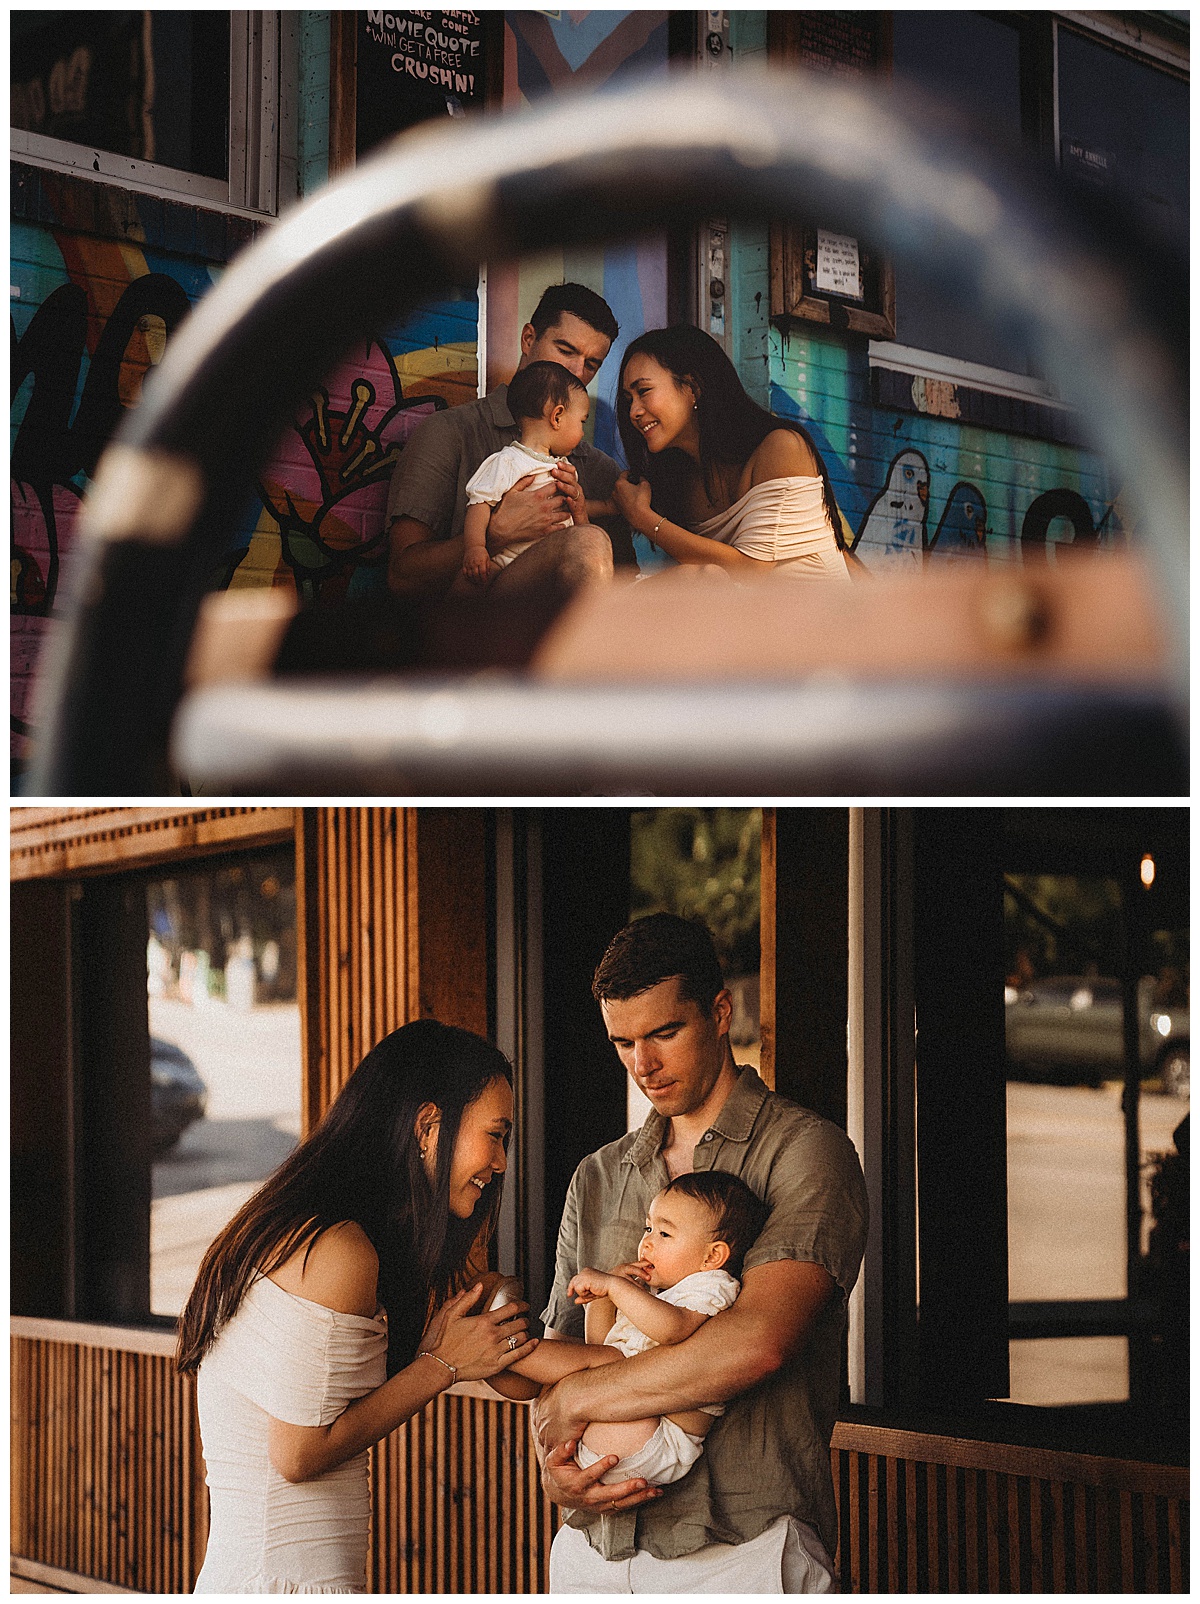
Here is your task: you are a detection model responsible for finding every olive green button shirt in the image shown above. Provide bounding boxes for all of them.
[384,384,620,542]
[541,1066,868,1563]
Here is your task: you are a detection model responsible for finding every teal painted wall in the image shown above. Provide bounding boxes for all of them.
[725,10,1125,569]
[297,11,331,196]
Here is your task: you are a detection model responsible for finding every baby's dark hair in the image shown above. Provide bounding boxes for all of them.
[506,360,588,423]
[663,1170,768,1279]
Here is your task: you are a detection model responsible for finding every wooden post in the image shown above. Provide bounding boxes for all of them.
[761,808,850,1126]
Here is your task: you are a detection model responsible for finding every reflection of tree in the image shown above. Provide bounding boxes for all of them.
[1003,875,1122,979]
[631,809,761,978]
[146,849,297,1000]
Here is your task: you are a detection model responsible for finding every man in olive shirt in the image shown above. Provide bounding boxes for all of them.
[386,282,628,599]
[534,914,868,1592]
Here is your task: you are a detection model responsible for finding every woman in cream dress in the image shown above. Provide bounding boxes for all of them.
[176,1020,538,1593]
[613,325,852,583]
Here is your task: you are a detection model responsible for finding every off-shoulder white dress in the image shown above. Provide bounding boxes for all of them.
[194,1274,388,1594]
[696,475,851,581]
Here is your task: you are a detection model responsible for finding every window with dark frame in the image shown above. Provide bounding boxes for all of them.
[768,12,1188,410]
[911,807,1189,1462]
[148,849,300,1318]
[10,9,285,214]
[11,843,300,1329]
[1001,864,1189,1414]
[11,12,231,181]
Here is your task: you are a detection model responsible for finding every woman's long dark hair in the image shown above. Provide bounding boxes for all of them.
[616,325,846,549]
[176,1019,511,1378]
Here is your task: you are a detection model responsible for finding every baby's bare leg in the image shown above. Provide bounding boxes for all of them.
[580,1417,662,1461]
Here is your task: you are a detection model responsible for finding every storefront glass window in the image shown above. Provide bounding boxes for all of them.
[1003,872,1189,1405]
[1057,26,1189,249]
[147,847,300,1317]
[627,809,761,1131]
[890,11,1031,375]
[11,11,230,180]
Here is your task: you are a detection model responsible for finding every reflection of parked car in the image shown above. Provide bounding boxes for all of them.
[1005,977,1189,1096]
[151,1038,208,1156]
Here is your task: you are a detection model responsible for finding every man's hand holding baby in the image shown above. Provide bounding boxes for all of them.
[487,472,572,553]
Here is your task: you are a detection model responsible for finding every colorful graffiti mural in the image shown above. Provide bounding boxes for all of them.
[767,328,1124,581]
[495,9,670,492]
[12,9,1132,773]
[10,203,478,765]
[227,312,477,602]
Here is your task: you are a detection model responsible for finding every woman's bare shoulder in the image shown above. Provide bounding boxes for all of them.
[269,1221,380,1317]
[747,428,820,485]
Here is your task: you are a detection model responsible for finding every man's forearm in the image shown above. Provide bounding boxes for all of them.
[539,1261,836,1438]
[545,1301,773,1430]
[387,523,463,596]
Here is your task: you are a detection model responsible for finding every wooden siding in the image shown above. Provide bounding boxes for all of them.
[832,1420,1189,1594]
[10,1331,207,1593]
[10,1323,554,1594]
[10,807,296,881]
[368,1390,556,1593]
[13,1321,1187,1594]
[299,807,488,1128]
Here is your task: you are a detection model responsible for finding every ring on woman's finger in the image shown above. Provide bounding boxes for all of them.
[506,1334,519,1351]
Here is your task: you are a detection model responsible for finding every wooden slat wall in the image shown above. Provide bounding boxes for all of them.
[300,808,511,1587]
[10,807,295,881]
[12,1323,1189,1595]
[368,1390,557,1593]
[10,1336,207,1592]
[299,806,418,1125]
[299,807,489,1127]
[829,1422,1190,1594]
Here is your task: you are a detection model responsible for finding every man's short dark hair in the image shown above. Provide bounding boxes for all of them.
[506,360,588,423]
[663,1170,767,1279]
[591,913,725,1011]
[529,282,619,345]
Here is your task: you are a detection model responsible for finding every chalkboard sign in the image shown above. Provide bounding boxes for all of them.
[775,11,882,78]
[356,11,498,157]
[767,12,895,338]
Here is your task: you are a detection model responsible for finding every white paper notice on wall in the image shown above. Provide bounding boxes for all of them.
[815,230,862,298]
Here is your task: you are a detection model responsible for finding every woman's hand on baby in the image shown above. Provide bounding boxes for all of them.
[612,472,652,528]
[420,1283,539,1381]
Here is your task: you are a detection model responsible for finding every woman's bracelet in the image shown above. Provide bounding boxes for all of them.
[648,516,664,542]
[418,1350,458,1381]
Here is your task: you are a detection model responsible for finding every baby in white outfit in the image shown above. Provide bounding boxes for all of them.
[458,360,593,588]
[506,1169,767,1487]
